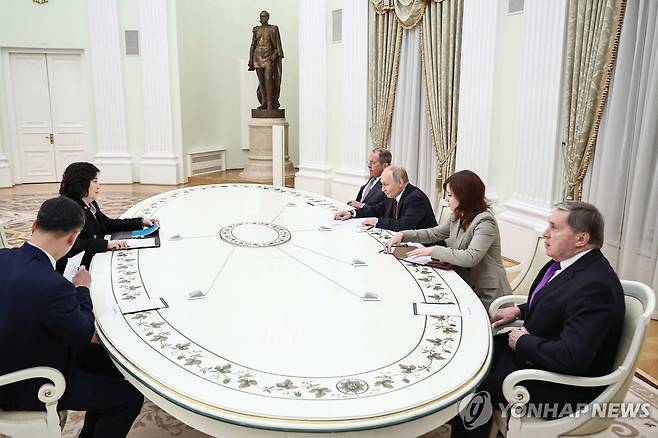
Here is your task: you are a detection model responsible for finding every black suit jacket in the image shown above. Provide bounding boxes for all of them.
[0,244,95,407]
[516,249,625,377]
[355,178,386,206]
[355,183,437,231]
[56,198,143,273]
[479,249,625,412]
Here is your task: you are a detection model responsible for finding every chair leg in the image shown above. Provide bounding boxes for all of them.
[58,410,68,429]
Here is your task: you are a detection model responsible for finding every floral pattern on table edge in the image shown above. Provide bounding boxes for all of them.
[109,185,464,400]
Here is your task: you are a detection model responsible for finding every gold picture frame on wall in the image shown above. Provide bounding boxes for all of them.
[33,0,48,4]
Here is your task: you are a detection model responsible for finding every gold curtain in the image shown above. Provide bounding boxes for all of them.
[371,0,427,29]
[561,0,625,200]
[368,4,403,149]
[420,0,463,196]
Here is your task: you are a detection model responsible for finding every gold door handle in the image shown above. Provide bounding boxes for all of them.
[44,133,54,144]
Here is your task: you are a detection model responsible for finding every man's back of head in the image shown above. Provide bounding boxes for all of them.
[31,196,86,261]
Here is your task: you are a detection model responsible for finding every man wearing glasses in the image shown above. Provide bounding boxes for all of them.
[347,148,391,209]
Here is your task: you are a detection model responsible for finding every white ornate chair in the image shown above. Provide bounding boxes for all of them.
[487,280,655,438]
[0,367,67,438]
[504,234,551,295]
[0,222,8,249]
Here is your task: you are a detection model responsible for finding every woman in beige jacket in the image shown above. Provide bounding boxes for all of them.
[385,170,511,309]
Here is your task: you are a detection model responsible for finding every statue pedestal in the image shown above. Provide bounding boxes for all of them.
[239,117,295,183]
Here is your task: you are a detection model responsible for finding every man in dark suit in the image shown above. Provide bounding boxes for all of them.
[0,197,143,438]
[450,201,625,437]
[335,165,437,232]
[347,147,391,208]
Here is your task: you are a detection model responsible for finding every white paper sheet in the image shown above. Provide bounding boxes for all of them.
[331,218,378,233]
[403,254,432,265]
[63,251,85,282]
[414,302,462,316]
[124,238,157,249]
[119,297,167,315]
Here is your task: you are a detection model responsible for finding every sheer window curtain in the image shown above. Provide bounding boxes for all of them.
[584,0,658,318]
[388,26,438,208]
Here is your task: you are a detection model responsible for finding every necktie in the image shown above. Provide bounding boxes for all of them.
[391,198,398,220]
[362,178,376,200]
[529,260,561,307]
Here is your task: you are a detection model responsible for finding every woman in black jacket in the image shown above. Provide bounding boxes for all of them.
[55,162,157,273]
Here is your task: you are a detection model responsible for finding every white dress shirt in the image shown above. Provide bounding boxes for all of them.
[548,249,593,283]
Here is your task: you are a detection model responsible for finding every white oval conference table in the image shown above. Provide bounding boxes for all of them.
[90,184,493,437]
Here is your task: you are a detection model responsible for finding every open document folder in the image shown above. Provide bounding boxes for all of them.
[110,227,161,250]
[111,223,160,240]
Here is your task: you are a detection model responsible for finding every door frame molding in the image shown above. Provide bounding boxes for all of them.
[2,47,91,185]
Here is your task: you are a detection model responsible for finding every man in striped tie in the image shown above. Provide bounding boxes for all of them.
[450,201,625,437]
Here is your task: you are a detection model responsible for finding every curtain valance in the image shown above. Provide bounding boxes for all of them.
[371,0,447,29]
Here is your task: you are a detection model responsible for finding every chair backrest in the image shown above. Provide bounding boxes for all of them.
[508,235,551,294]
[0,222,8,249]
[435,198,451,224]
[587,280,654,403]
[564,280,655,436]
[611,281,655,374]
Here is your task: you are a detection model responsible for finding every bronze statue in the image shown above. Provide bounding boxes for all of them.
[248,11,284,110]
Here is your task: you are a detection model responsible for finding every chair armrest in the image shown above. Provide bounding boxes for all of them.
[488,295,528,318]
[492,320,524,335]
[505,264,524,274]
[502,366,628,406]
[0,366,66,405]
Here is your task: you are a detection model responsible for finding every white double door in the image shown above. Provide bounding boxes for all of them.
[10,52,88,183]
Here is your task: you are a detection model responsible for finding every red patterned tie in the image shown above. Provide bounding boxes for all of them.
[391,199,398,219]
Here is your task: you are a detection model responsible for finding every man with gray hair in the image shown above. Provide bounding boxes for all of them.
[347,147,391,208]
[450,201,625,437]
[334,165,437,232]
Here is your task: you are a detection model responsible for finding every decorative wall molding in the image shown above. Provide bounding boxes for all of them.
[332,0,370,202]
[455,0,497,186]
[499,0,567,230]
[88,0,133,183]
[296,0,330,195]
[139,0,179,185]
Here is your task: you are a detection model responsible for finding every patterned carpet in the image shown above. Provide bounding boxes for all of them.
[0,190,161,247]
[1,189,657,437]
